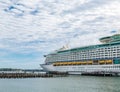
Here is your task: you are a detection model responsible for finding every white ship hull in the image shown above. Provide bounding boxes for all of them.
[41,64,120,75]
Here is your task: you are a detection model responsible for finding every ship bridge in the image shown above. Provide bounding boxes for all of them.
[99,34,120,44]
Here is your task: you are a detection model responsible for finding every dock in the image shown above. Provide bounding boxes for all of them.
[81,71,120,77]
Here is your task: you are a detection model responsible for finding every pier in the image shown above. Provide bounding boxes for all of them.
[81,71,120,77]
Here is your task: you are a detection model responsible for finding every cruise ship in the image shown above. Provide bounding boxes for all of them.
[41,34,120,75]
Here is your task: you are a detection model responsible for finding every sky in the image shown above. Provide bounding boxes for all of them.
[0,0,120,69]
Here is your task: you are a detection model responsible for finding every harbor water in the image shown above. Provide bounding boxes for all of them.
[0,75,120,92]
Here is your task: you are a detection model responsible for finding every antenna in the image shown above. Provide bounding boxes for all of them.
[65,39,70,49]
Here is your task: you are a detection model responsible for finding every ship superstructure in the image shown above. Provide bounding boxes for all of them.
[41,34,120,75]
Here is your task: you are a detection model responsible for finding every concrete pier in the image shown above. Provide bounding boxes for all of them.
[81,71,120,77]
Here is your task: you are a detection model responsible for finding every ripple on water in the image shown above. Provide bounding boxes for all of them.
[0,76,120,92]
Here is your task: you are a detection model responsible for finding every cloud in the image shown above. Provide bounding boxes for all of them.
[0,0,120,68]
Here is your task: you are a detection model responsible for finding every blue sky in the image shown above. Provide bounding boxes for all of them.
[0,0,120,69]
